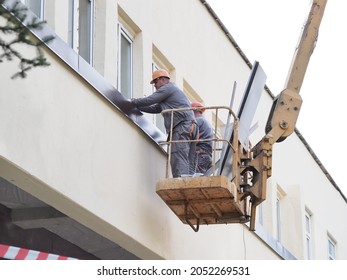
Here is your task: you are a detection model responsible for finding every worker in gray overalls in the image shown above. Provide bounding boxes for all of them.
[191,102,213,175]
[131,69,198,178]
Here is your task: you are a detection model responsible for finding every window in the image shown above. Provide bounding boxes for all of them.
[68,0,79,51]
[258,203,264,226]
[210,112,224,164]
[206,106,235,172]
[79,0,94,64]
[151,63,165,134]
[67,0,94,64]
[151,46,174,134]
[21,0,44,19]
[305,210,313,259]
[327,235,336,260]
[117,25,133,99]
[275,197,281,241]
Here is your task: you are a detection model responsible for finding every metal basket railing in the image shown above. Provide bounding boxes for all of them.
[159,106,239,178]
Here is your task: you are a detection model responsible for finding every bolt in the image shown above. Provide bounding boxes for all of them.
[280,120,288,129]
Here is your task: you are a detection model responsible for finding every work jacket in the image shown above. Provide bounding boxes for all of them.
[132,82,195,133]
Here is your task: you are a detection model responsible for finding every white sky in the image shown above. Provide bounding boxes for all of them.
[207,0,347,196]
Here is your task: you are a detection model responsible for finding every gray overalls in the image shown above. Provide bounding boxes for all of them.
[195,114,213,174]
[133,82,198,177]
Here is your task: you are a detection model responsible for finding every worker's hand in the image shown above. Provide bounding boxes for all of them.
[130,98,138,108]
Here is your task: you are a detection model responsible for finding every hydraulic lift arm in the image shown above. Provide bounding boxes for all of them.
[265,0,328,143]
[246,0,328,230]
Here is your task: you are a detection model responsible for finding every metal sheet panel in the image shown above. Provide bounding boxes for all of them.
[220,61,266,178]
[237,61,267,150]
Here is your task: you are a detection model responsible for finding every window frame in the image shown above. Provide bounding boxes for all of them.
[68,0,79,52]
[327,235,336,260]
[78,0,94,64]
[305,210,313,259]
[117,24,134,99]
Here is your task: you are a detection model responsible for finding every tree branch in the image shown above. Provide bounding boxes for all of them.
[0,0,54,78]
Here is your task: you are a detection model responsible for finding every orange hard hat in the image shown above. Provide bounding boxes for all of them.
[150,69,170,84]
[191,101,205,113]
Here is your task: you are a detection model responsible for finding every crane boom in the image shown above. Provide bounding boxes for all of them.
[285,0,327,93]
[265,0,327,143]
[246,0,328,229]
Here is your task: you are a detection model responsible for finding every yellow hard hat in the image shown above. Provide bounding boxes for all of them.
[191,101,205,113]
[150,69,170,84]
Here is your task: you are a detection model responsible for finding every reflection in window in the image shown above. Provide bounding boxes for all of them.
[21,0,44,19]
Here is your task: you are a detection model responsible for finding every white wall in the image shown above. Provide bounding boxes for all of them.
[1,0,346,260]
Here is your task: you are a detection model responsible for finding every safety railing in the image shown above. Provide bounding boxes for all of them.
[159,106,239,178]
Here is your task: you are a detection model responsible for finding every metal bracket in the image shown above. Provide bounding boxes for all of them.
[184,203,200,232]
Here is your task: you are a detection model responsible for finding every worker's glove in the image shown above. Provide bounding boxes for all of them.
[130,98,138,109]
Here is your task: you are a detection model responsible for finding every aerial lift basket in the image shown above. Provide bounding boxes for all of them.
[156,176,250,232]
[156,106,251,232]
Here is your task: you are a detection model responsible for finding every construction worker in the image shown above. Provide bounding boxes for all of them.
[191,102,213,175]
[131,69,198,178]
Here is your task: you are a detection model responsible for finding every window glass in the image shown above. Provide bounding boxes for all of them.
[276,197,281,241]
[328,237,336,260]
[21,0,44,19]
[151,64,165,134]
[68,0,79,51]
[305,211,312,259]
[120,31,132,99]
[79,0,94,64]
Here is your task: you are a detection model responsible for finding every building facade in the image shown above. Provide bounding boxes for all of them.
[0,0,346,260]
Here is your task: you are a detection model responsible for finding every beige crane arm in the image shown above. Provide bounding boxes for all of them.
[265,0,327,143]
[246,0,328,230]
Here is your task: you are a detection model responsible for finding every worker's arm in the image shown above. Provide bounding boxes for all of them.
[134,103,162,114]
[132,84,171,107]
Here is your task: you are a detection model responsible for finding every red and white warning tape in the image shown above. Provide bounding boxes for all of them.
[0,243,78,260]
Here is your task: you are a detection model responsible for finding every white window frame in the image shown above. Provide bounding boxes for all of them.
[275,197,281,242]
[68,0,79,52]
[117,24,133,99]
[327,235,336,260]
[67,0,94,64]
[78,0,94,64]
[257,203,264,226]
[305,210,313,259]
